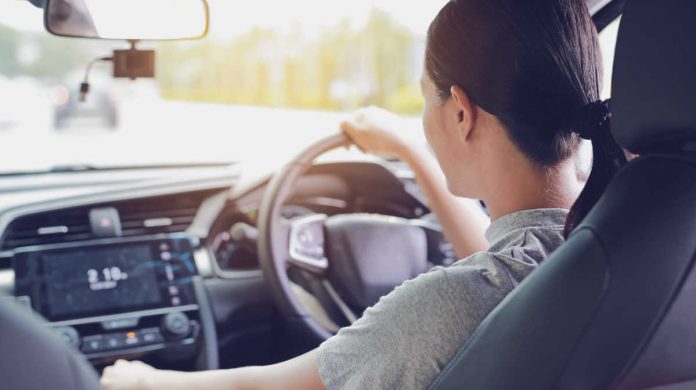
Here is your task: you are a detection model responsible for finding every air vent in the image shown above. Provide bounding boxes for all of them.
[2,207,93,250]
[1,189,219,251]
[116,191,215,237]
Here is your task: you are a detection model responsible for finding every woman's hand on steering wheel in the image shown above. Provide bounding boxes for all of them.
[341,106,412,159]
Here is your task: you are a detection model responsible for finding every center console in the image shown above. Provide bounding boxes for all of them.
[12,234,213,365]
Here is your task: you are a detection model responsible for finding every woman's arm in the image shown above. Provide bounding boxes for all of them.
[341,106,490,258]
[100,350,324,390]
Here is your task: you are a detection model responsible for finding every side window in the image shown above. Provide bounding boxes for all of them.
[598,17,621,99]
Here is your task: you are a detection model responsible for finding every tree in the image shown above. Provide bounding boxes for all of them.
[155,7,423,114]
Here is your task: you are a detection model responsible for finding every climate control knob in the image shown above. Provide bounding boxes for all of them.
[162,312,191,338]
[55,326,81,349]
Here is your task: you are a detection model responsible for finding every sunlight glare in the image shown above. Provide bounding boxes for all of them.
[206,0,447,39]
[85,0,207,39]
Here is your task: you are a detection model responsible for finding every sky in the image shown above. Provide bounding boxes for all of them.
[0,0,449,39]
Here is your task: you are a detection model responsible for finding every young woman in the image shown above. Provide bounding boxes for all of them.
[101,0,627,388]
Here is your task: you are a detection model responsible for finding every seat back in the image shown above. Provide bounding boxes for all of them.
[0,300,101,390]
[430,0,696,388]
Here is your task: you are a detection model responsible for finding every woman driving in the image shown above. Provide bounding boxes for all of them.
[101,0,627,388]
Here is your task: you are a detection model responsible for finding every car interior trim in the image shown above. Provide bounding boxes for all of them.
[193,247,214,278]
[0,174,238,253]
[83,337,197,362]
[48,305,199,328]
[187,189,231,238]
[192,275,220,370]
[208,245,264,280]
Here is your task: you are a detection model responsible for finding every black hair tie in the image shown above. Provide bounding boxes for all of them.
[572,99,611,140]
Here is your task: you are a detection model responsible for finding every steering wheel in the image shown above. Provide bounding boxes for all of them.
[257,133,438,343]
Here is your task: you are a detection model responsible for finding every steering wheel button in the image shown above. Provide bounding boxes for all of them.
[299,231,312,245]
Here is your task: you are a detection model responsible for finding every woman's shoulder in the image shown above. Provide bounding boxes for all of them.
[448,219,566,289]
[318,263,513,389]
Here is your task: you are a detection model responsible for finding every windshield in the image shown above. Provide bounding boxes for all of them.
[0,0,617,174]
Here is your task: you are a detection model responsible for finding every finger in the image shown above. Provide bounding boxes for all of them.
[132,360,150,369]
[100,379,120,390]
[340,118,359,134]
[339,119,350,133]
[100,376,113,389]
[340,121,363,142]
[340,125,367,152]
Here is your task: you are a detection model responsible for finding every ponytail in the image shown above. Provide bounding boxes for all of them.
[563,99,628,237]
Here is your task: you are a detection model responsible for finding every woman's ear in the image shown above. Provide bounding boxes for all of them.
[449,85,477,141]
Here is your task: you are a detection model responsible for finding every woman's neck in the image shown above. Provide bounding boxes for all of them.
[483,153,585,221]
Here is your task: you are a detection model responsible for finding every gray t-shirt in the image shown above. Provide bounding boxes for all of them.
[317,208,568,389]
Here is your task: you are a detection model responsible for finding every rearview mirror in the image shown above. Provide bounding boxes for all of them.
[44,0,209,40]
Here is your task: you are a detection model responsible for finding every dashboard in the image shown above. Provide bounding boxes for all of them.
[0,158,455,370]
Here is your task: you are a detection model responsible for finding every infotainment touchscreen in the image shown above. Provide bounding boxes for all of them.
[13,236,198,322]
[42,244,163,318]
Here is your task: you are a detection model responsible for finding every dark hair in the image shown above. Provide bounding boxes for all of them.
[425,0,628,237]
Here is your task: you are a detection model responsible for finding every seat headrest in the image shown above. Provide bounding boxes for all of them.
[611,0,696,153]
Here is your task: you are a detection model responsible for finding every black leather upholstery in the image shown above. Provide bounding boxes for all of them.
[0,300,101,390]
[430,153,696,390]
[611,0,696,153]
[430,0,696,388]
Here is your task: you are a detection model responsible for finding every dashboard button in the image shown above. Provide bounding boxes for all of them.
[102,318,139,331]
[162,312,191,338]
[104,334,124,350]
[89,207,122,237]
[82,335,104,353]
[124,331,140,346]
[139,328,164,344]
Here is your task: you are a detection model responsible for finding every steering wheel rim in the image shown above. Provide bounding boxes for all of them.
[256,133,351,342]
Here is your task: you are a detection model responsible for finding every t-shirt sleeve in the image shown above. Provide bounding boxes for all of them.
[316,255,512,390]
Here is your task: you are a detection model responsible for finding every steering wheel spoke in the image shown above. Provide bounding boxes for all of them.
[321,280,359,325]
[287,213,329,274]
